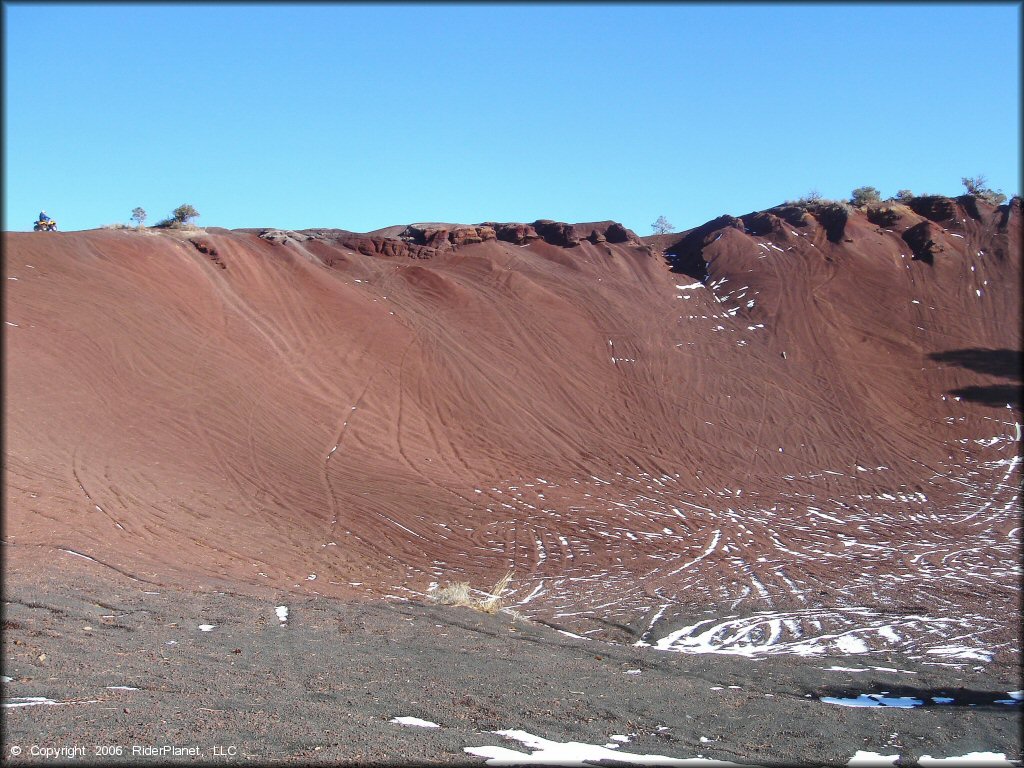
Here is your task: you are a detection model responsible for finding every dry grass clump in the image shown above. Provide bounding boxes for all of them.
[433,570,514,615]
[480,570,514,613]
[433,581,473,607]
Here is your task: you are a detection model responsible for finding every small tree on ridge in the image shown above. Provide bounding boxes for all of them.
[850,186,881,207]
[172,204,200,226]
[131,207,147,228]
[961,175,1007,206]
[651,215,675,234]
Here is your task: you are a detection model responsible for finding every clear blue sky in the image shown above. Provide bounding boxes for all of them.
[3,2,1020,234]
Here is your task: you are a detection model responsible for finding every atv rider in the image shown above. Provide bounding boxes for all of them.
[38,211,54,226]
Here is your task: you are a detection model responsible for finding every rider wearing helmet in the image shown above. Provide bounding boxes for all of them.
[35,210,56,231]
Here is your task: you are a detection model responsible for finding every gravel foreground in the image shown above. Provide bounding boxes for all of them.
[2,549,1021,767]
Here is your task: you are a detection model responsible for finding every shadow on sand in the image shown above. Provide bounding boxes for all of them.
[928,348,1022,410]
[816,686,1022,710]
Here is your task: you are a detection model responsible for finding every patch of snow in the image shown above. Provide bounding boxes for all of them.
[391,716,440,728]
[59,548,98,562]
[918,754,1017,767]
[847,751,899,767]
[926,645,992,663]
[3,696,100,708]
[821,694,923,708]
[465,729,744,766]
[557,629,588,640]
[877,626,900,643]
[517,582,546,605]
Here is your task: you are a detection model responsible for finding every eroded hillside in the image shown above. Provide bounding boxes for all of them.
[4,198,1020,661]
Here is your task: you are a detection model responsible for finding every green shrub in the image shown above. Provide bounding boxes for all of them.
[172,204,200,225]
[152,204,202,229]
[979,190,1007,206]
[850,186,881,206]
[894,189,914,202]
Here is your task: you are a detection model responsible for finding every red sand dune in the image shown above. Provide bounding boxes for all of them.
[4,198,1021,661]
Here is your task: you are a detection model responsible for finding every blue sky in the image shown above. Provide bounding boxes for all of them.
[3,3,1020,234]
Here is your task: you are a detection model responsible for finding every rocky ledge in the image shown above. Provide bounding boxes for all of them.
[256,220,639,259]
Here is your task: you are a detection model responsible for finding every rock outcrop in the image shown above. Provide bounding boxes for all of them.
[902,220,941,264]
[492,223,540,244]
[908,196,957,222]
[533,220,581,248]
[741,211,792,240]
[257,229,313,245]
[254,220,636,258]
[867,206,902,228]
[402,225,499,251]
[812,202,850,243]
[664,214,744,281]
[336,235,438,260]
[190,237,225,268]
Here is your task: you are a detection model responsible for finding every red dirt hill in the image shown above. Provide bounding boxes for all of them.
[4,198,1021,659]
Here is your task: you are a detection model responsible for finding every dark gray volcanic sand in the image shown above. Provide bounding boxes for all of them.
[2,547,1020,766]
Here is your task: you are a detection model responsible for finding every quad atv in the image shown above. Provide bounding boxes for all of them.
[34,218,57,232]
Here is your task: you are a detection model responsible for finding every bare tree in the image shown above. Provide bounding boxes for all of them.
[131,207,147,228]
[651,215,675,235]
[962,175,1007,206]
[961,175,988,195]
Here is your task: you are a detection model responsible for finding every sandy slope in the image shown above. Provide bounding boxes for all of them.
[3,198,1021,671]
